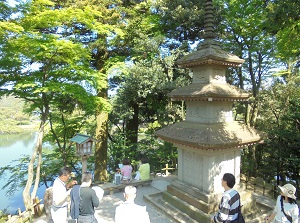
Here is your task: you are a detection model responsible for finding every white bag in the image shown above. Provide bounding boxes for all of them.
[92,186,104,201]
[113,172,122,185]
[134,171,141,180]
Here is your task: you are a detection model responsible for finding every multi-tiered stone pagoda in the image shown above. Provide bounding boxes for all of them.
[152,0,263,222]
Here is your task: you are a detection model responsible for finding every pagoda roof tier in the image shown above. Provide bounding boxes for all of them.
[168,83,249,101]
[177,45,244,68]
[155,121,263,150]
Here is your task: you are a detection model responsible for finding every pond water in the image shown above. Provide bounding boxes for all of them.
[0,132,46,214]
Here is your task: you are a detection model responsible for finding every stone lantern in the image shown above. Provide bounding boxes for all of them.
[70,133,98,173]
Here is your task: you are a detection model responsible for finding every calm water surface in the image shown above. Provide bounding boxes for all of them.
[0,132,46,214]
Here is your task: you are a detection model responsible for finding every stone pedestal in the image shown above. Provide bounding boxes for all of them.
[177,146,241,194]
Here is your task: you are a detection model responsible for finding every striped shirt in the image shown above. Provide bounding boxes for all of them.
[214,189,240,223]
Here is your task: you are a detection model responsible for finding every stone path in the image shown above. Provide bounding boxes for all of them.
[34,175,177,223]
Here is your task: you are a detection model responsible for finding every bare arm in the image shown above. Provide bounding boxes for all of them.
[266,212,276,222]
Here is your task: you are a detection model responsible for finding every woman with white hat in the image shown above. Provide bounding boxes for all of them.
[265,183,299,222]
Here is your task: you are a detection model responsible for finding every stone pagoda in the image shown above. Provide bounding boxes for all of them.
[152,0,263,222]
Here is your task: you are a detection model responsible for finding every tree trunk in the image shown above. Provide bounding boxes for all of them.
[125,102,139,148]
[245,102,251,126]
[250,100,259,127]
[237,67,244,90]
[22,122,44,209]
[94,111,108,182]
[31,146,42,199]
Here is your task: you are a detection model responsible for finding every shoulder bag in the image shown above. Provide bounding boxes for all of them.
[280,196,293,223]
[236,204,245,223]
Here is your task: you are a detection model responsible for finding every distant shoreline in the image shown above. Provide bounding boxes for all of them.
[0,122,39,135]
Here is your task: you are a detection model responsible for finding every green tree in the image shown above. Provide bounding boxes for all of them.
[108,47,189,168]
[213,0,278,177]
[107,1,164,150]
[107,0,217,170]
[257,75,300,188]
[154,0,207,45]
[0,0,109,209]
[51,0,123,182]
[265,0,300,77]
[220,0,277,124]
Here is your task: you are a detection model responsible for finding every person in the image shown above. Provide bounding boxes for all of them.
[114,185,150,223]
[265,183,299,223]
[120,158,133,183]
[91,185,104,222]
[212,173,241,223]
[51,166,77,223]
[134,156,150,180]
[70,172,100,223]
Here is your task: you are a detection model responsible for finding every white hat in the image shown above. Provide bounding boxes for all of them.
[278,184,297,199]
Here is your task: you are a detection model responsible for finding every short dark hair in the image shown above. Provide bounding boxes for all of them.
[59,166,71,177]
[82,172,92,183]
[122,158,130,165]
[141,156,149,164]
[223,173,236,188]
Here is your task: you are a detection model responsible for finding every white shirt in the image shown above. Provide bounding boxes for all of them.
[115,201,150,223]
[52,177,69,207]
[274,195,299,223]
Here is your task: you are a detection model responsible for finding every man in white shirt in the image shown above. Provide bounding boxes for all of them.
[115,186,150,223]
[51,166,77,223]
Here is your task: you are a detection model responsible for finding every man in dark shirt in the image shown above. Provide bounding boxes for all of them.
[74,172,99,223]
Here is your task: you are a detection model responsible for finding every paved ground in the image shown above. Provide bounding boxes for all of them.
[94,175,176,223]
[34,175,177,223]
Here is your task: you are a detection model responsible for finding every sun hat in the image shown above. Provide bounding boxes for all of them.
[278,184,297,199]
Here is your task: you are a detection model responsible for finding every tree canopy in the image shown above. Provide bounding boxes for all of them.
[0,0,299,212]
[0,0,111,208]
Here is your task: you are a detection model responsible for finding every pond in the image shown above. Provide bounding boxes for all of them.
[0,132,46,214]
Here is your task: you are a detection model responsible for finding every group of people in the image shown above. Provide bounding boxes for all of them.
[116,156,151,183]
[49,166,299,223]
[50,165,150,223]
[212,173,299,223]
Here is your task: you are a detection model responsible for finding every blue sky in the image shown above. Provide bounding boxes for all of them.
[7,0,18,7]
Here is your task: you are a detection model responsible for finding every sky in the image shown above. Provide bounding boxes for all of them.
[7,0,16,6]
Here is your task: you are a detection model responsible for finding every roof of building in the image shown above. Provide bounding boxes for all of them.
[70,134,97,145]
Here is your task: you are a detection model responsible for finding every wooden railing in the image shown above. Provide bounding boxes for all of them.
[242,176,277,199]
[241,174,300,200]
[6,197,42,223]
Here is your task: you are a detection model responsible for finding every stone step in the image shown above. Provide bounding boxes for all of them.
[145,179,274,223]
[247,193,274,223]
[171,180,210,203]
[144,192,199,223]
[252,193,276,210]
[167,184,210,213]
[162,191,211,222]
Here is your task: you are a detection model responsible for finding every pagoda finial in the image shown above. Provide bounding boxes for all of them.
[200,0,219,48]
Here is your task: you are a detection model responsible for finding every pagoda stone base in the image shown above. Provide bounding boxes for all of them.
[177,146,242,194]
[145,178,269,223]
